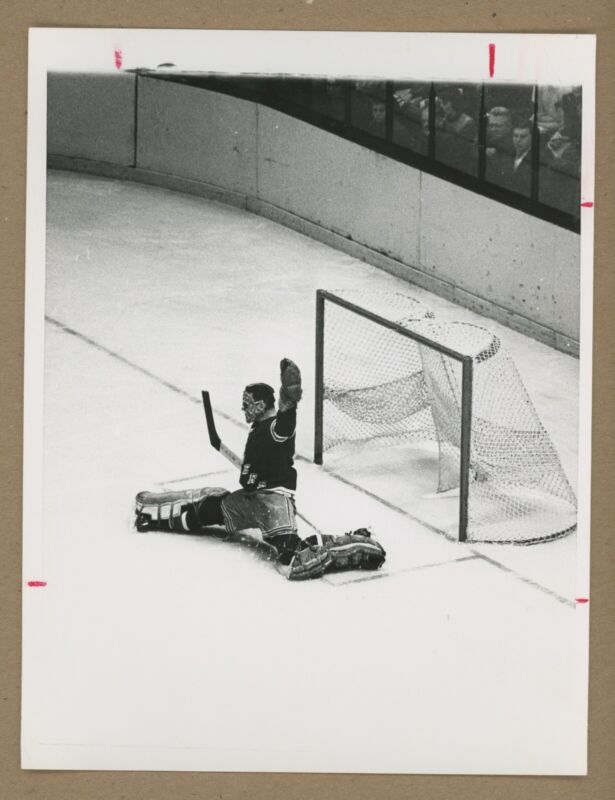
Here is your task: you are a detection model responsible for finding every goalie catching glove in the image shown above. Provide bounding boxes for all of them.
[278,357,303,411]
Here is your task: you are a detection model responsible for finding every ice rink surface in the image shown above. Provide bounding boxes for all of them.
[21,170,588,773]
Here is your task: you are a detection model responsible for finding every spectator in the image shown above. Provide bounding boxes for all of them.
[369,99,386,136]
[434,87,478,172]
[351,81,386,137]
[536,85,569,134]
[540,89,582,214]
[486,106,513,153]
[437,88,476,140]
[485,106,514,184]
[501,118,533,195]
[545,90,581,165]
[393,85,428,122]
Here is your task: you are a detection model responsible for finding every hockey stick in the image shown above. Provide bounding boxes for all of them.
[201,390,322,535]
[201,390,242,468]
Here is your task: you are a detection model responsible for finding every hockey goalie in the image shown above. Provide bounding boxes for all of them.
[134,359,386,580]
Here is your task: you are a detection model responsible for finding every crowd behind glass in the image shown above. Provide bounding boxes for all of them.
[146,71,582,229]
[303,80,582,221]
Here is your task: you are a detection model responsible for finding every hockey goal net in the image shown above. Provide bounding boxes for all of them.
[314,289,577,544]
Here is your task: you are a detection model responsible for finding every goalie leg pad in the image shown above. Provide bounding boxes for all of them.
[135,487,229,532]
[306,528,386,572]
[287,544,333,581]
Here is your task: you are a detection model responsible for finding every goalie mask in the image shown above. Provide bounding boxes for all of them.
[242,383,275,423]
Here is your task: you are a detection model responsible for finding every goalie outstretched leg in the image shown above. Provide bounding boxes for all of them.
[134,487,230,533]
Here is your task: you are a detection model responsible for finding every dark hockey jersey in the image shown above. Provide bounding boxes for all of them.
[240,407,297,492]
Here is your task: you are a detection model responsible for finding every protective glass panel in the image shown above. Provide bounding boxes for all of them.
[433,83,480,175]
[309,79,346,121]
[538,86,582,216]
[484,84,535,197]
[350,81,386,138]
[391,82,430,154]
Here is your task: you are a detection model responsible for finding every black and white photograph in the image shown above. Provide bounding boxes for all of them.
[22,29,594,773]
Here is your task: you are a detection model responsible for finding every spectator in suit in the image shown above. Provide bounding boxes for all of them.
[503,118,533,195]
[486,106,513,151]
[485,106,514,185]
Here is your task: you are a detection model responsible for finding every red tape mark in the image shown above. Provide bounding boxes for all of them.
[575,597,589,604]
[27,581,47,588]
[114,49,123,70]
[581,201,594,208]
[488,43,496,78]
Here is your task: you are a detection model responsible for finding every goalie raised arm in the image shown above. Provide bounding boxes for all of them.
[238,358,302,492]
[278,357,303,411]
[239,367,299,492]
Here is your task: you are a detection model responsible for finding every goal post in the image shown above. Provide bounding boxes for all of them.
[313,289,576,545]
[314,289,474,542]
[458,354,473,544]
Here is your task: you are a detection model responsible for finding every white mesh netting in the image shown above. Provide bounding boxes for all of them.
[319,290,577,544]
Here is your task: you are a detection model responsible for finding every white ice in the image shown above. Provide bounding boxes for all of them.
[21,171,587,774]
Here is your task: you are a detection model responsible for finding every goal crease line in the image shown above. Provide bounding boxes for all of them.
[470,551,575,608]
[322,553,480,585]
